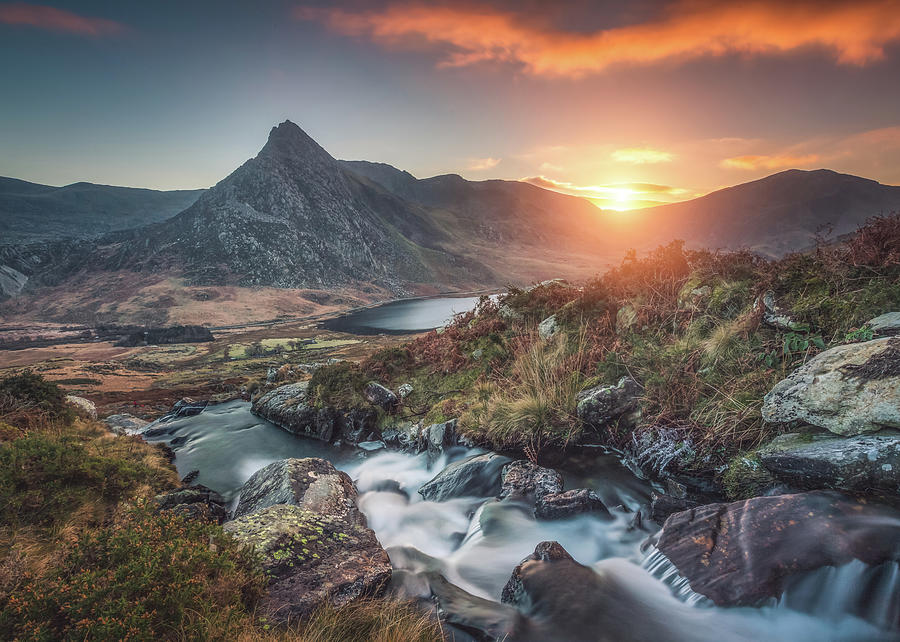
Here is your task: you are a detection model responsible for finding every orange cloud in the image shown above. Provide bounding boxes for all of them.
[0,2,124,36]
[720,154,821,170]
[467,157,501,171]
[612,147,674,164]
[296,1,900,76]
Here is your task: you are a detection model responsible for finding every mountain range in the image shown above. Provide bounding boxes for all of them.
[2,120,899,325]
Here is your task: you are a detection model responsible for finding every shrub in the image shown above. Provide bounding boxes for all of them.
[0,371,71,425]
[0,502,265,641]
[307,361,369,408]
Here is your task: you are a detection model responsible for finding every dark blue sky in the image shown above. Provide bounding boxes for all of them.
[2,1,900,209]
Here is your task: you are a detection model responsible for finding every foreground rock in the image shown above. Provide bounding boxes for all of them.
[423,418,464,461]
[656,491,900,605]
[500,460,563,501]
[65,395,97,419]
[758,430,900,496]
[252,382,376,443]
[535,489,611,520]
[103,413,148,435]
[762,337,900,435]
[419,452,511,501]
[155,485,227,523]
[363,381,398,410]
[224,505,391,621]
[868,312,900,336]
[576,377,641,430]
[233,458,364,522]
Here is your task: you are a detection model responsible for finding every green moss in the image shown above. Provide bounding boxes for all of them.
[721,454,778,500]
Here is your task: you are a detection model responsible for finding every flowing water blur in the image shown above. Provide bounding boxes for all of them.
[150,402,900,640]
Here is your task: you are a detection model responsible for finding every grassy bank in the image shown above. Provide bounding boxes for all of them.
[308,214,900,495]
[0,372,442,641]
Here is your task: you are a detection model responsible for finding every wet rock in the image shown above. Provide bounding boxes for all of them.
[171,397,208,418]
[425,572,518,641]
[757,430,900,495]
[868,312,900,336]
[423,418,462,461]
[535,488,611,520]
[419,452,512,502]
[65,395,96,419]
[252,382,341,441]
[655,490,900,606]
[181,469,200,484]
[762,337,900,436]
[576,376,641,430]
[154,484,227,523]
[103,413,147,435]
[233,458,365,524]
[499,460,563,501]
[649,493,698,524]
[538,314,559,339]
[363,381,398,410]
[223,504,391,622]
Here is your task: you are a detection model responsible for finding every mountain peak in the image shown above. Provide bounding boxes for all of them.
[260,120,334,164]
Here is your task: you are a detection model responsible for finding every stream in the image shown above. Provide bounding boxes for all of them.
[144,401,900,641]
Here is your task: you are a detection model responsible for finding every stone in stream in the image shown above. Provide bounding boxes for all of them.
[423,418,471,461]
[500,460,563,501]
[576,376,641,430]
[655,490,900,606]
[419,452,512,502]
[223,504,391,621]
[762,337,900,436]
[757,430,900,495]
[232,458,365,523]
[534,488,611,520]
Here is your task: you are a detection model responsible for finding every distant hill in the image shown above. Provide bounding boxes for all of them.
[0,177,204,243]
[622,169,900,256]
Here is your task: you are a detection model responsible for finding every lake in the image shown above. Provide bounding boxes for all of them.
[321,294,492,334]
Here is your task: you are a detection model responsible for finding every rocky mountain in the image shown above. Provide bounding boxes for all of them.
[623,169,900,256]
[0,177,204,243]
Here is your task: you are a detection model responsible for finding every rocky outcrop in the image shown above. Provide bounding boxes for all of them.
[762,337,900,435]
[223,505,391,621]
[251,382,377,444]
[757,430,900,496]
[233,458,364,523]
[363,382,398,410]
[538,315,558,339]
[115,325,214,347]
[576,377,641,430]
[655,491,900,605]
[419,452,511,502]
[868,312,900,336]
[103,413,148,435]
[155,485,228,523]
[65,395,96,419]
[534,489,611,520]
[500,460,563,501]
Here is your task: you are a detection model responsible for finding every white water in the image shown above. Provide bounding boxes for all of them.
[155,403,900,641]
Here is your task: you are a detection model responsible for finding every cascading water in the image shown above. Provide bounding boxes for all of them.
[150,401,900,641]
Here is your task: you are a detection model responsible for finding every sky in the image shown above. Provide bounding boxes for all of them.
[2,0,900,210]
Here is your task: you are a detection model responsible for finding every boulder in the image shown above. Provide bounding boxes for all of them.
[655,491,900,606]
[868,312,900,336]
[499,460,563,501]
[102,413,147,435]
[171,397,208,418]
[649,493,698,524]
[419,452,511,502]
[233,458,365,523]
[223,505,391,621]
[762,337,900,436]
[535,489,611,520]
[423,418,462,461]
[538,314,559,339]
[397,383,414,398]
[363,382,398,410]
[65,395,96,419]
[154,484,227,523]
[382,421,422,451]
[757,430,900,495]
[576,376,641,430]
